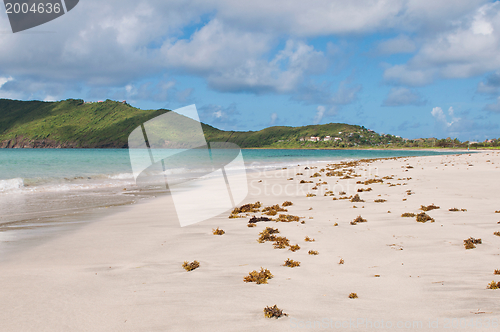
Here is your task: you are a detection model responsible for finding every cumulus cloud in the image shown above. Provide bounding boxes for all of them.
[198,103,240,127]
[313,106,326,124]
[376,35,416,55]
[382,87,426,106]
[270,113,278,126]
[384,2,500,86]
[431,106,460,128]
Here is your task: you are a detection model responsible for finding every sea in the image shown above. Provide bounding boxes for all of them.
[0,148,463,254]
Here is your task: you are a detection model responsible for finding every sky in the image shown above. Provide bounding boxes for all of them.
[1,0,500,141]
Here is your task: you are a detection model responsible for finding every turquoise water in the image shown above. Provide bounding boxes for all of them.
[0,148,461,192]
[0,148,463,229]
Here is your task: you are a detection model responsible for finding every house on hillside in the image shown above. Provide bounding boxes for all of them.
[308,137,320,142]
[323,136,331,141]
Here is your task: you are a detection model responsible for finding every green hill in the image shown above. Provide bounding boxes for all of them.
[0,98,402,148]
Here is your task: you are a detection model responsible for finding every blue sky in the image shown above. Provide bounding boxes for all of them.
[1,0,500,141]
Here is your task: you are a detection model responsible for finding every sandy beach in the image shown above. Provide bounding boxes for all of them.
[1,151,500,331]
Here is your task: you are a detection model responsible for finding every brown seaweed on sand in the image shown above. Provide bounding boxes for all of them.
[264,305,288,318]
[244,268,273,284]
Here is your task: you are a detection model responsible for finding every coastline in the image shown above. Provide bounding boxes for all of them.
[1,150,500,331]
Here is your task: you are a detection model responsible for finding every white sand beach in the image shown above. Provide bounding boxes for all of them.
[1,151,500,331]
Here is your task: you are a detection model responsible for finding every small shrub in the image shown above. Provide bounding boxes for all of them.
[487,281,500,289]
[420,204,440,212]
[182,260,200,272]
[273,236,290,249]
[289,244,301,252]
[308,250,319,255]
[304,236,315,242]
[282,201,293,207]
[374,199,387,203]
[401,212,416,217]
[212,227,225,235]
[348,293,358,299]
[416,212,434,223]
[351,194,364,202]
[244,268,273,284]
[264,305,288,319]
[283,258,300,267]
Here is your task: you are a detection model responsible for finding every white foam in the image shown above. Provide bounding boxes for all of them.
[0,178,24,192]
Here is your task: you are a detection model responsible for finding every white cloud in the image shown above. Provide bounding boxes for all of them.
[270,113,278,126]
[431,106,459,127]
[0,76,13,89]
[313,106,326,124]
[382,87,425,106]
[198,103,240,127]
[376,36,416,55]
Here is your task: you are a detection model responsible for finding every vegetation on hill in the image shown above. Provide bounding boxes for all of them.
[0,99,497,149]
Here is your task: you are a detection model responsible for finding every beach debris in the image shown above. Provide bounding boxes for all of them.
[304,236,315,242]
[464,237,482,249]
[262,204,288,216]
[416,212,434,223]
[273,236,291,249]
[306,193,316,197]
[182,260,200,272]
[300,180,313,184]
[348,293,358,299]
[249,216,271,224]
[494,231,500,237]
[449,208,467,212]
[487,281,500,289]
[374,199,387,203]
[296,173,303,175]
[282,201,293,207]
[494,269,500,275]
[420,204,440,212]
[311,172,321,178]
[257,227,280,243]
[357,187,372,192]
[339,191,346,195]
[230,201,262,217]
[244,268,273,284]
[287,178,293,180]
[283,258,300,268]
[357,179,383,185]
[339,258,344,264]
[212,228,225,235]
[289,244,301,252]
[351,194,364,202]
[401,212,416,217]
[334,222,338,226]
[275,214,300,222]
[264,305,288,319]
[308,250,319,255]
[350,215,367,225]
[247,223,256,227]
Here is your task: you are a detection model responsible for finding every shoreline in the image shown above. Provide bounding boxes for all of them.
[2,151,500,331]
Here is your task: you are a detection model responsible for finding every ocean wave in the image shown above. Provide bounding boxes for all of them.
[0,178,24,192]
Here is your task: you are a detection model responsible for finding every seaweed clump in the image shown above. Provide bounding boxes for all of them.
[416,212,434,223]
[244,268,273,284]
[262,204,287,216]
[282,201,293,207]
[351,194,364,202]
[308,250,319,255]
[212,228,225,235]
[273,236,291,249]
[348,293,358,299]
[248,216,271,224]
[494,269,500,275]
[374,199,387,203]
[182,260,200,272]
[289,244,300,252]
[304,236,315,242]
[401,212,416,217]
[494,231,500,237]
[275,214,300,222]
[350,215,367,225]
[258,227,280,243]
[283,258,301,267]
[463,237,482,249]
[449,208,467,212]
[230,201,262,217]
[487,281,500,289]
[264,305,288,319]
[420,204,440,211]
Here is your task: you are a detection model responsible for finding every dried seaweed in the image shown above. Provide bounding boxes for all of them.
[283,258,301,267]
[420,204,440,212]
[244,268,273,284]
[308,250,319,255]
[257,227,280,243]
[351,194,364,202]
[264,305,288,319]
[249,216,271,223]
[282,201,293,207]
[182,260,200,272]
[401,212,416,217]
[212,228,225,235]
[374,199,387,203]
[464,237,482,249]
[350,215,367,225]
[416,212,434,223]
[348,293,358,299]
[304,236,315,242]
[273,236,290,249]
[289,244,301,252]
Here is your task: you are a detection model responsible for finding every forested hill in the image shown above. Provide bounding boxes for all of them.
[0,98,403,148]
